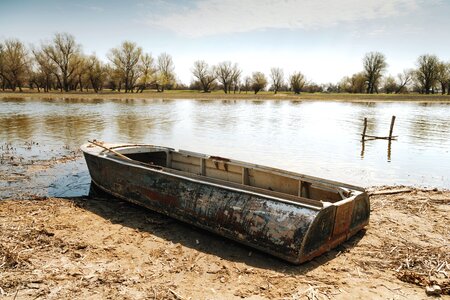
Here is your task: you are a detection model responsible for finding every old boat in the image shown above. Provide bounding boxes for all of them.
[81,142,369,264]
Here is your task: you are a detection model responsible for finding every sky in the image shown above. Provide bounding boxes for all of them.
[1,0,450,85]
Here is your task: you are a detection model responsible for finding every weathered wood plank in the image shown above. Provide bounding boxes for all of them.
[166,151,172,168]
[200,158,206,176]
[300,181,311,199]
[242,167,249,185]
[81,142,370,264]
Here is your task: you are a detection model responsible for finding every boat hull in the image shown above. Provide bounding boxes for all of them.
[82,145,369,264]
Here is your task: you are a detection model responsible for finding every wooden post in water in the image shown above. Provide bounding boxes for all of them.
[388,116,396,140]
[361,117,368,142]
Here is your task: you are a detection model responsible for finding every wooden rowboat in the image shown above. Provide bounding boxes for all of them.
[81,142,369,264]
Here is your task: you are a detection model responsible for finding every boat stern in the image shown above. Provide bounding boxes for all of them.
[298,191,369,263]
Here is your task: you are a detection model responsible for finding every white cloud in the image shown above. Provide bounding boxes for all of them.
[149,0,425,37]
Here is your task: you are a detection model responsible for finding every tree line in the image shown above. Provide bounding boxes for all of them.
[336,52,450,95]
[190,62,307,95]
[0,33,176,93]
[191,52,450,95]
[0,33,449,95]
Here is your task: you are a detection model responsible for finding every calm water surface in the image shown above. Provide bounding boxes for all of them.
[1,97,449,189]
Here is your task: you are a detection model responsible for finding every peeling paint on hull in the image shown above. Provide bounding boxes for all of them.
[82,143,369,264]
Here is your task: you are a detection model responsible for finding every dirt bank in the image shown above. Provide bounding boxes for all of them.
[1,187,448,299]
[1,90,450,102]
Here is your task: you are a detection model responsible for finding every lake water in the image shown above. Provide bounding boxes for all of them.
[1,97,449,189]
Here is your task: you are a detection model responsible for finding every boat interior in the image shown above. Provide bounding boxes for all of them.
[105,145,362,207]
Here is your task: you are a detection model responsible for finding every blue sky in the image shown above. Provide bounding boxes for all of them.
[1,0,449,85]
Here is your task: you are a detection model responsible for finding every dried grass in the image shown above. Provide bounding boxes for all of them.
[1,186,449,298]
[366,188,450,295]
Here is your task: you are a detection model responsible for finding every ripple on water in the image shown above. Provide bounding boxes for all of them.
[1,98,449,189]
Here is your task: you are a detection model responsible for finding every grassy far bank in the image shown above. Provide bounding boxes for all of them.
[1,89,450,102]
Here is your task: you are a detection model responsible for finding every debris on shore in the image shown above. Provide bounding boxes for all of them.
[0,143,448,299]
[0,187,448,299]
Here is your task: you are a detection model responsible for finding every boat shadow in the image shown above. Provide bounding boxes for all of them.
[66,190,366,274]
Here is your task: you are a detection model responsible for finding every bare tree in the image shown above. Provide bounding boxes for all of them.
[72,54,89,91]
[303,82,323,93]
[363,52,387,94]
[32,48,57,92]
[156,52,176,92]
[104,64,122,91]
[251,72,267,94]
[215,61,235,93]
[270,67,284,94]
[339,72,367,93]
[0,39,29,91]
[108,41,142,93]
[324,83,339,93]
[436,61,450,95]
[230,64,242,93]
[40,33,82,92]
[241,76,251,93]
[395,69,413,94]
[0,43,6,91]
[0,43,3,90]
[86,54,106,93]
[415,54,439,94]
[381,75,397,94]
[351,73,367,93]
[136,53,156,93]
[290,72,306,94]
[191,60,216,92]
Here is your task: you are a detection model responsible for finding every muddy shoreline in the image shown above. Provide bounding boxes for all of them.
[2,91,450,102]
[1,144,449,299]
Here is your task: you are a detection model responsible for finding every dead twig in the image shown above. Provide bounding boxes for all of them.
[169,288,186,300]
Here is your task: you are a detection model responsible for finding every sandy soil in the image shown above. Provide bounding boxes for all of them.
[0,187,449,300]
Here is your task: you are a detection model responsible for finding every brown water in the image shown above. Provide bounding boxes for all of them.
[1,97,449,192]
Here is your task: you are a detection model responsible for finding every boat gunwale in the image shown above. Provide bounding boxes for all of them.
[83,150,325,210]
[96,143,365,192]
[81,143,365,209]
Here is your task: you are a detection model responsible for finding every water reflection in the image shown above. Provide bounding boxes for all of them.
[0,115,35,141]
[116,113,152,142]
[410,118,434,140]
[387,140,393,162]
[1,97,449,188]
[251,100,264,105]
[360,139,395,162]
[44,115,105,144]
[409,117,449,145]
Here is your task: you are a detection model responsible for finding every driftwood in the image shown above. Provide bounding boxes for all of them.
[369,188,413,196]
